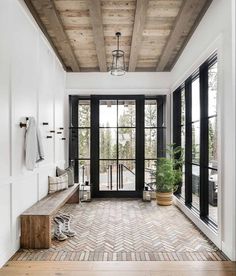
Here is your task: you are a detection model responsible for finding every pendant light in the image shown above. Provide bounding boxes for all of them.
[110,32,126,76]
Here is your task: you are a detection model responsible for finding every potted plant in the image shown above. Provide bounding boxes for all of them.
[155,144,183,206]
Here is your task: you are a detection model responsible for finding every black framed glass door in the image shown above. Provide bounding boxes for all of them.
[69,95,166,198]
[99,100,136,191]
[90,95,144,197]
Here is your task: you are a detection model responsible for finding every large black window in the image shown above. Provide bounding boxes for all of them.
[173,53,218,228]
[70,95,166,198]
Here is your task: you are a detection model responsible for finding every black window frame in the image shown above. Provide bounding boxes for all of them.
[69,95,166,198]
[173,52,218,229]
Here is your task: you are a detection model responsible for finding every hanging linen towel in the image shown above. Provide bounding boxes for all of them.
[25,117,44,170]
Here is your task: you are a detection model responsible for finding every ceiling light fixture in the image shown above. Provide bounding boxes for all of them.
[110,32,126,76]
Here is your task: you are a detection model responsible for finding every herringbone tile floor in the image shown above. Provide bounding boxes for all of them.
[13,199,227,261]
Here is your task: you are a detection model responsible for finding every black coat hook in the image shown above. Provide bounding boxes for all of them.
[19,117,29,128]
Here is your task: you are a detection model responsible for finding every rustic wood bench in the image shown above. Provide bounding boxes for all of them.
[20,184,80,249]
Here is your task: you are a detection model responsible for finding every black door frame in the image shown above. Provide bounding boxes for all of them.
[69,94,166,198]
[90,95,144,198]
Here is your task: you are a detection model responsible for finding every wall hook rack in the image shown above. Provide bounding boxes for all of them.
[19,117,29,128]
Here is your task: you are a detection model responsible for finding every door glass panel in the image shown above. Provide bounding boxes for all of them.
[118,128,135,159]
[118,100,136,127]
[192,165,200,210]
[78,100,90,127]
[79,160,90,183]
[100,100,117,127]
[145,129,157,159]
[99,161,117,191]
[100,128,117,159]
[79,129,90,159]
[118,161,135,191]
[145,100,157,127]
[98,99,138,192]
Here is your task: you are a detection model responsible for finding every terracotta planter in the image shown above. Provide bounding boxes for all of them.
[156,192,173,206]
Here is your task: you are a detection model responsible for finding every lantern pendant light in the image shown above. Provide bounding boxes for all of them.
[110,32,126,76]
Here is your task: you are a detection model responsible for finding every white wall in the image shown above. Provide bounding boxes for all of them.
[171,0,236,261]
[0,0,66,267]
[66,72,171,93]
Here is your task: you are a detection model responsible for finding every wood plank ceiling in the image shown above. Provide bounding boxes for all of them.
[25,0,213,72]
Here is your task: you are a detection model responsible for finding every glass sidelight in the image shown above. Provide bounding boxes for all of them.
[99,100,136,191]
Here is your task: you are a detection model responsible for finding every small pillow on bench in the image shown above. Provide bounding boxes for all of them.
[48,173,68,194]
[56,166,74,187]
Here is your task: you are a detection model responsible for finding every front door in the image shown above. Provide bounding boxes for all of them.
[69,95,165,198]
[99,99,136,192]
[89,95,145,197]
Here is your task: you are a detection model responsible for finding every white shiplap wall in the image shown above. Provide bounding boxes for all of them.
[0,0,66,267]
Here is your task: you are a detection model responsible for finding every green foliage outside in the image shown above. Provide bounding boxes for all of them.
[155,144,184,193]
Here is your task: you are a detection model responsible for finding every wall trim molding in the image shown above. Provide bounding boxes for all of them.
[66,88,170,96]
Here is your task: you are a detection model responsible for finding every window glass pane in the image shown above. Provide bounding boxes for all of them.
[181,89,185,126]
[79,129,90,159]
[192,122,200,164]
[78,100,90,127]
[208,62,217,117]
[180,163,185,199]
[209,117,217,168]
[145,129,157,159]
[145,100,157,127]
[208,168,218,224]
[99,161,117,191]
[192,165,200,210]
[78,160,90,183]
[100,100,117,127]
[100,128,117,159]
[118,161,135,191]
[192,77,200,122]
[181,125,185,156]
[118,100,136,127]
[180,125,185,199]
[145,160,156,188]
[118,128,135,159]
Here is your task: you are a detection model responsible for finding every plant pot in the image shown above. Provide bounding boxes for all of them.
[156,192,173,206]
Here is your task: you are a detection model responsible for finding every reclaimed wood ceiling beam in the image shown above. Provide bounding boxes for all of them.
[156,0,213,72]
[129,0,149,72]
[88,0,107,72]
[25,0,80,72]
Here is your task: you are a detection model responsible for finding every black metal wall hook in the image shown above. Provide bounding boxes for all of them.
[19,117,29,128]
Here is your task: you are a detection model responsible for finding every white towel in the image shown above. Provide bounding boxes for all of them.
[25,117,44,170]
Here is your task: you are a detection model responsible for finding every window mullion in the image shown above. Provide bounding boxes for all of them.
[200,62,209,218]
[185,78,192,205]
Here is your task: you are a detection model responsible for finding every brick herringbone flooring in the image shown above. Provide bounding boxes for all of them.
[13,199,227,261]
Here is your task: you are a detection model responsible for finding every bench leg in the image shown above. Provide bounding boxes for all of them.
[21,215,51,249]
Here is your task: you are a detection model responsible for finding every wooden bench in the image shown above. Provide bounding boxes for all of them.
[20,184,80,249]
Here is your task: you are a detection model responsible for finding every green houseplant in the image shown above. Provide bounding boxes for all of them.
[155,144,183,206]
